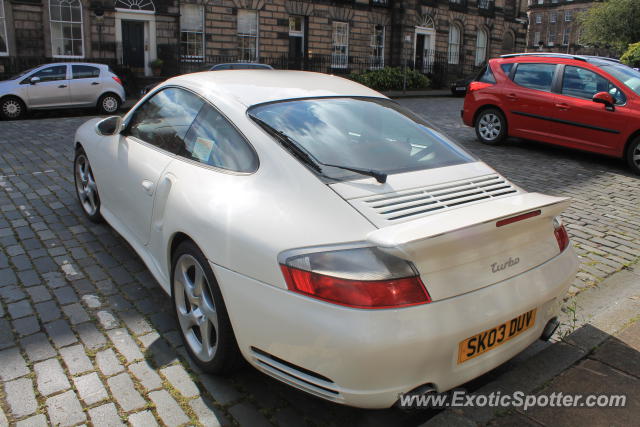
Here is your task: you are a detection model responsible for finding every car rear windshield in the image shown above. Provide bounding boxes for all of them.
[248,97,474,181]
[598,63,640,96]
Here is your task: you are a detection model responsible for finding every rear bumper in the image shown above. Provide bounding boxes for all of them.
[213,247,578,409]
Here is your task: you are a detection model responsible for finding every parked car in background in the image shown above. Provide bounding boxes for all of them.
[74,70,577,408]
[0,63,125,120]
[140,63,274,96]
[450,77,472,96]
[462,53,640,174]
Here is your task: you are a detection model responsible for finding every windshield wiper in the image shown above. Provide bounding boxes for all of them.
[321,163,387,184]
[250,116,387,184]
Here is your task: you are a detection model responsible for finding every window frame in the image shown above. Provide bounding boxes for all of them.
[511,62,559,93]
[370,24,384,70]
[562,26,570,45]
[24,64,69,84]
[122,86,259,175]
[0,0,8,56]
[49,0,84,58]
[558,64,627,106]
[475,28,488,66]
[72,64,100,79]
[332,21,349,69]
[237,9,259,62]
[180,4,205,62]
[448,23,462,65]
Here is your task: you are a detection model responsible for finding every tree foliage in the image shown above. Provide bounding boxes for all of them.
[621,42,640,67]
[578,0,640,52]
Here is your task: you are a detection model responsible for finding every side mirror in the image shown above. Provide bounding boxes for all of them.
[95,116,122,136]
[30,76,40,85]
[592,91,615,111]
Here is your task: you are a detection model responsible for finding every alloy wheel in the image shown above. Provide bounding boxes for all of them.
[478,112,502,141]
[174,254,219,362]
[102,96,118,113]
[2,99,22,119]
[632,144,640,169]
[74,154,99,216]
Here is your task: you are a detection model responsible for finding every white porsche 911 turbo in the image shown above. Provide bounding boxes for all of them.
[73,71,578,409]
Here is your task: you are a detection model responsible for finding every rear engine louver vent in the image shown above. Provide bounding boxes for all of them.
[354,174,518,223]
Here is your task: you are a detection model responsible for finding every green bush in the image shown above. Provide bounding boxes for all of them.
[349,67,430,91]
[620,42,640,67]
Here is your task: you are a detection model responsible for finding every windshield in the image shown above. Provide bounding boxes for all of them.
[7,67,38,81]
[599,63,640,96]
[248,97,474,181]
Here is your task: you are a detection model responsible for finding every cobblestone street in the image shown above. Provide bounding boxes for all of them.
[0,97,639,426]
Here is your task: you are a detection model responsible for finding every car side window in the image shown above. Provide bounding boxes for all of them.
[31,65,67,82]
[512,63,556,92]
[180,105,258,173]
[561,66,627,105]
[72,65,100,79]
[123,87,205,154]
[475,65,496,83]
[500,63,514,77]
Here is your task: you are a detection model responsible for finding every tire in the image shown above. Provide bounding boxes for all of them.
[0,96,26,120]
[172,240,243,374]
[97,93,120,115]
[73,148,103,223]
[626,136,640,175]
[475,108,507,145]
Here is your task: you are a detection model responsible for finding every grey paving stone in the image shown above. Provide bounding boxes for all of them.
[60,343,93,375]
[128,411,159,427]
[0,268,17,287]
[81,293,101,308]
[161,364,200,398]
[120,311,152,336]
[34,300,61,323]
[200,375,242,406]
[107,372,146,412]
[15,414,48,427]
[35,358,70,396]
[8,300,33,319]
[5,377,38,418]
[89,403,124,427]
[75,321,107,350]
[97,310,120,329]
[148,390,189,427]
[96,348,124,376]
[61,302,90,324]
[0,318,12,349]
[190,397,228,427]
[44,318,77,348]
[12,315,40,336]
[0,347,30,380]
[46,390,86,426]
[228,402,272,427]
[74,372,109,405]
[129,361,163,391]
[53,286,78,305]
[0,284,25,302]
[107,328,144,363]
[17,270,39,287]
[26,285,51,303]
[20,332,56,362]
[139,333,178,367]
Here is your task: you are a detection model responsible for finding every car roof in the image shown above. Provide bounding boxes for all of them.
[34,62,109,69]
[166,70,385,107]
[497,53,621,66]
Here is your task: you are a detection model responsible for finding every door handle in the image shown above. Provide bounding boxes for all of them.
[91,82,100,85]
[506,93,517,101]
[58,84,67,88]
[141,180,154,195]
[555,103,570,110]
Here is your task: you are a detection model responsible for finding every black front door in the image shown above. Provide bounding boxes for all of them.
[415,34,425,71]
[122,21,145,69]
[288,37,304,70]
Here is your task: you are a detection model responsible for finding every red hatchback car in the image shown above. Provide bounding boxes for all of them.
[462,53,640,174]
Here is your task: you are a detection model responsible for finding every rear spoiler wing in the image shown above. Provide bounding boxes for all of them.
[367,193,570,248]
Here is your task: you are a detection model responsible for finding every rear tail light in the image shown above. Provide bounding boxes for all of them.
[279,245,431,309]
[468,81,493,92]
[112,76,123,86]
[553,217,570,252]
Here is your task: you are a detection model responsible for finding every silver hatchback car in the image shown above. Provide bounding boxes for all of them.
[0,62,126,120]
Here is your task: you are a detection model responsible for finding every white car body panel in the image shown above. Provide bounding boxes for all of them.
[74,71,578,408]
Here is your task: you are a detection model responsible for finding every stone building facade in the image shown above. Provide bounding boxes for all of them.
[0,0,528,79]
[526,0,611,55]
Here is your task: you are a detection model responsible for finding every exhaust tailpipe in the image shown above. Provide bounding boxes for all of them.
[540,317,559,341]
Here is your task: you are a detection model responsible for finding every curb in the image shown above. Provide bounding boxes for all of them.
[421,265,640,426]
